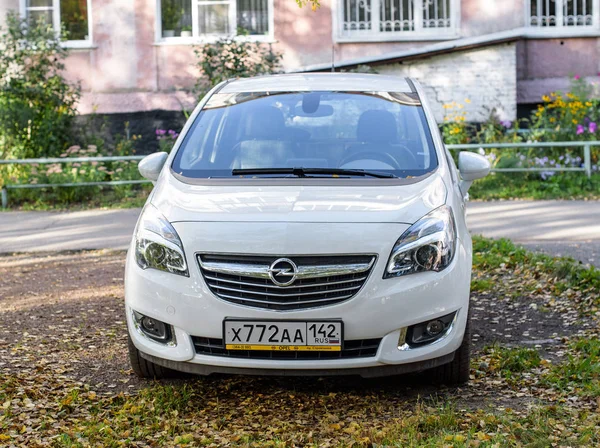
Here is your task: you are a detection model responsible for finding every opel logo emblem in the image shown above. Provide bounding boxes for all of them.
[268,258,298,287]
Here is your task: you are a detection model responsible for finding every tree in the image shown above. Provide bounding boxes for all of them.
[0,12,80,159]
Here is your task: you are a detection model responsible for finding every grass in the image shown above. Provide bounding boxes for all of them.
[2,238,600,446]
[1,186,150,211]
[483,346,542,379]
[542,338,600,399]
[472,236,600,313]
[469,172,600,200]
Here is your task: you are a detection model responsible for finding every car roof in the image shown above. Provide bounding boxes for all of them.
[219,73,414,93]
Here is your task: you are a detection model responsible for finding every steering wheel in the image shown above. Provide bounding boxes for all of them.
[339,146,418,170]
[339,151,401,170]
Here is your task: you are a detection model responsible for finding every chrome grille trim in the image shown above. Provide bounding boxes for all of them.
[210,283,362,298]
[197,254,376,310]
[199,260,375,279]
[203,274,369,290]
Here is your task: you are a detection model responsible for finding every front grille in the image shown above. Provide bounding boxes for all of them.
[192,336,381,360]
[198,254,376,310]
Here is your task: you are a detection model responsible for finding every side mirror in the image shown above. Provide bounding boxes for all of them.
[458,151,490,195]
[138,152,168,182]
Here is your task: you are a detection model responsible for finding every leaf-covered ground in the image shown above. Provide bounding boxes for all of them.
[1,237,599,447]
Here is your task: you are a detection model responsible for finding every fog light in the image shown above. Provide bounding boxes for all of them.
[132,311,173,344]
[141,316,167,340]
[426,319,444,336]
[405,311,457,348]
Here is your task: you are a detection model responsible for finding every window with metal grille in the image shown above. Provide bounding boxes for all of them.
[528,0,599,28]
[159,0,272,40]
[339,0,456,41]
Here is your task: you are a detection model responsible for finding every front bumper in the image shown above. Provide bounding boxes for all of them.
[139,350,456,378]
[125,222,471,376]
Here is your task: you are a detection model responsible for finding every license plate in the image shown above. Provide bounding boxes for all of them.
[224,320,343,351]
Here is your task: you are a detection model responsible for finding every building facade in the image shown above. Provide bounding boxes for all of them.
[1,0,599,122]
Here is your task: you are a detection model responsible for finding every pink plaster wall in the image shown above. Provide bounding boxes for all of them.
[518,38,600,80]
[461,0,525,36]
[9,0,593,112]
[61,0,536,101]
[516,37,600,103]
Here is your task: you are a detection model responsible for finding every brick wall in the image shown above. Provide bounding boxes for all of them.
[376,43,517,122]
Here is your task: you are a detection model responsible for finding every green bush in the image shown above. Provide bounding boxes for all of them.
[194,38,282,97]
[1,127,151,208]
[0,12,80,160]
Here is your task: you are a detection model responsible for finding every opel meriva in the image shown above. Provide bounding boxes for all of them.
[125,73,490,385]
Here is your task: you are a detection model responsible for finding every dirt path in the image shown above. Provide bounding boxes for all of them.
[2,250,599,446]
[0,251,593,397]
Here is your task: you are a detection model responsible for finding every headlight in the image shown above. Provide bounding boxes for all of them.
[384,205,456,278]
[134,204,188,276]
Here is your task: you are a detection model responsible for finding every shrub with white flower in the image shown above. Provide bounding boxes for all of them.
[194,38,282,98]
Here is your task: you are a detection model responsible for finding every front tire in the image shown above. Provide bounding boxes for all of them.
[128,335,175,379]
[429,312,471,386]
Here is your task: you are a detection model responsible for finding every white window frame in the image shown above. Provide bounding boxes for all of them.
[155,0,274,44]
[333,0,461,43]
[19,0,93,48]
[525,0,600,36]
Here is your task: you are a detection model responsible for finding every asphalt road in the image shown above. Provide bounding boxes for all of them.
[1,200,599,266]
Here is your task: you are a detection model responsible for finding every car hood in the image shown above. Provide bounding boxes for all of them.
[152,173,447,225]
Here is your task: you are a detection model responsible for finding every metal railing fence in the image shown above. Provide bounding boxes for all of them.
[1,141,598,208]
[0,155,149,208]
[446,141,596,178]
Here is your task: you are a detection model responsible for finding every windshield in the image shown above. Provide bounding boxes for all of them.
[172,91,438,179]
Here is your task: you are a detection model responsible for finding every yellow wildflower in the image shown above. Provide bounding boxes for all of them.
[542,95,551,102]
[549,117,556,123]
[586,101,593,107]
[572,119,578,124]
[464,98,471,104]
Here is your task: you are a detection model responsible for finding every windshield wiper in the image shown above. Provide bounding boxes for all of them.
[232,167,396,179]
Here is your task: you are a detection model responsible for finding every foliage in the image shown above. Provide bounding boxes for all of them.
[530,76,600,142]
[161,0,183,30]
[59,0,89,40]
[440,99,471,144]
[442,76,600,199]
[194,38,282,97]
[295,0,321,10]
[0,13,80,160]
[1,126,150,208]
[156,129,180,153]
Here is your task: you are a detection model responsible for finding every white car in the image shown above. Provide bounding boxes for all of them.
[126,73,490,385]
